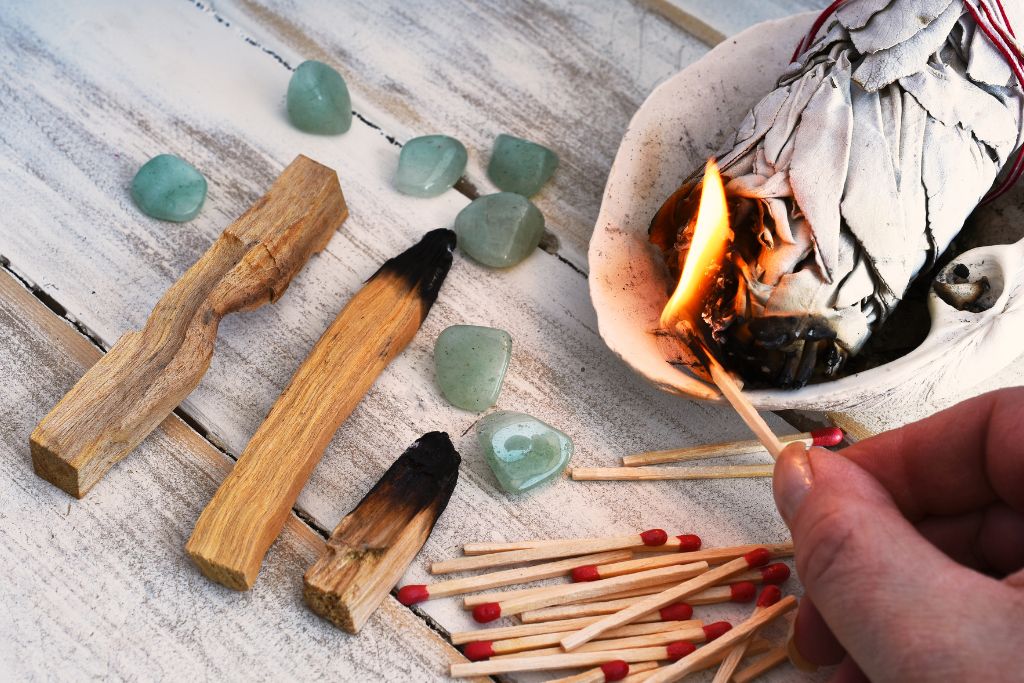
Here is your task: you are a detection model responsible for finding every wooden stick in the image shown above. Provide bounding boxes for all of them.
[519,584,747,623]
[452,606,695,645]
[560,550,770,650]
[466,538,792,558]
[711,587,782,683]
[186,229,456,590]
[500,622,724,658]
[549,661,659,683]
[30,155,346,498]
[449,642,696,677]
[724,563,791,586]
[464,533,698,556]
[643,596,797,683]
[623,639,774,683]
[732,646,789,683]
[703,349,785,460]
[571,544,793,582]
[463,567,690,607]
[473,563,709,622]
[622,428,841,466]
[465,620,703,660]
[301,432,459,633]
[433,530,672,574]
[571,465,774,481]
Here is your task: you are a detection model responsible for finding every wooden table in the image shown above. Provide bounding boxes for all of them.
[2,1,1021,680]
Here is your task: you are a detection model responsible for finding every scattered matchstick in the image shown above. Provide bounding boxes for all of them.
[622,639,775,682]
[465,536,789,557]
[449,641,699,677]
[711,586,783,683]
[571,465,774,481]
[732,646,788,683]
[642,596,797,682]
[519,584,750,623]
[432,529,672,574]
[560,549,771,650]
[725,563,791,586]
[548,661,659,683]
[502,622,732,658]
[451,606,696,645]
[572,544,790,582]
[622,428,842,466]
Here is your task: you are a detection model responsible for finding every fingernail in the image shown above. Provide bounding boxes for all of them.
[773,443,814,525]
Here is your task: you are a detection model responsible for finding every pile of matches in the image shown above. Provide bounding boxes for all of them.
[399,530,800,682]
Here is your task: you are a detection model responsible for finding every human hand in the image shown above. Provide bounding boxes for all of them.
[772,388,1024,682]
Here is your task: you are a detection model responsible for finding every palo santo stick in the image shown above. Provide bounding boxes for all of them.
[560,550,771,651]
[31,155,346,498]
[571,465,774,481]
[502,621,730,658]
[302,432,459,633]
[398,550,632,606]
[712,587,782,683]
[450,641,701,678]
[463,532,701,556]
[550,661,659,683]
[623,639,774,683]
[572,544,793,582]
[644,596,797,683]
[433,529,673,574]
[732,646,788,683]
[520,583,755,624]
[472,563,709,623]
[622,428,842,466]
[186,229,456,590]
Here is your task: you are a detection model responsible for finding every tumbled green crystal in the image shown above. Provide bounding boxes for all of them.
[477,411,573,493]
[130,154,207,222]
[486,134,558,197]
[434,325,512,411]
[454,192,545,268]
[395,135,468,197]
[286,60,352,135]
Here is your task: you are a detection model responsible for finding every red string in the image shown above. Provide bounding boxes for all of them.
[790,0,848,62]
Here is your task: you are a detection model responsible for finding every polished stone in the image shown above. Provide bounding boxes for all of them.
[130,154,207,222]
[454,192,544,268]
[286,60,352,135]
[486,134,558,197]
[477,411,573,493]
[395,135,467,197]
[434,325,512,411]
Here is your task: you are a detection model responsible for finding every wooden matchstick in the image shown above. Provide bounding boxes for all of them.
[622,428,842,466]
[643,596,797,683]
[571,544,792,582]
[186,229,456,590]
[560,549,771,651]
[711,586,783,683]
[463,532,702,556]
[549,661,659,683]
[302,432,459,633]
[702,349,785,459]
[724,563,791,586]
[30,155,346,498]
[500,621,731,658]
[432,529,673,574]
[623,639,775,682]
[571,465,775,481]
[471,563,709,623]
[449,641,700,677]
[732,646,788,683]
[519,583,753,624]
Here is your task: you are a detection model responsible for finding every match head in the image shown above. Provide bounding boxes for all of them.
[811,427,844,447]
[472,602,501,623]
[659,602,694,621]
[397,584,429,606]
[703,621,732,641]
[743,547,771,568]
[730,581,757,602]
[666,640,697,661]
[757,585,783,608]
[572,565,601,582]
[760,563,791,585]
[675,534,702,552]
[641,528,669,546]
[462,641,494,661]
[600,660,630,682]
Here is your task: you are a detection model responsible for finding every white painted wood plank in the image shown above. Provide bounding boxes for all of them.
[651,0,830,44]
[0,1,801,673]
[0,270,470,682]
[204,0,711,271]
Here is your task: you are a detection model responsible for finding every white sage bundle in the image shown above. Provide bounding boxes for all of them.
[650,0,1023,387]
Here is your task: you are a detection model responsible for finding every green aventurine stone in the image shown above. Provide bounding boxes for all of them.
[486,134,558,197]
[454,192,545,268]
[434,325,512,411]
[395,135,468,197]
[130,154,207,222]
[286,60,352,135]
[477,411,573,493]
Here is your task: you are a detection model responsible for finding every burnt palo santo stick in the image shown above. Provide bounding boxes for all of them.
[186,229,456,590]
[31,155,346,498]
[303,432,459,633]
[622,428,843,467]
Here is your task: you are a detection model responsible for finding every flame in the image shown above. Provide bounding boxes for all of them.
[660,159,732,329]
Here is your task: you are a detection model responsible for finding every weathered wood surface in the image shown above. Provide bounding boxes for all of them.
[649,0,829,45]
[0,269,473,681]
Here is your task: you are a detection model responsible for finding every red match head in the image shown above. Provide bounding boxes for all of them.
[572,565,601,582]
[760,563,791,585]
[703,621,732,641]
[462,641,494,661]
[397,584,429,606]
[743,547,771,568]
[757,585,783,608]
[641,528,669,546]
[811,427,844,447]
[730,581,757,602]
[472,602,501,623]
[666,640,697,661]
[659,602,694,621]
[675,534,702,552]
[600,660,630,682]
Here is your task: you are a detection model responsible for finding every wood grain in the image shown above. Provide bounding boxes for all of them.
[646,0,829,45]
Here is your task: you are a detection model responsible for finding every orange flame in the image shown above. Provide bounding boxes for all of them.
[660,159,732,329]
